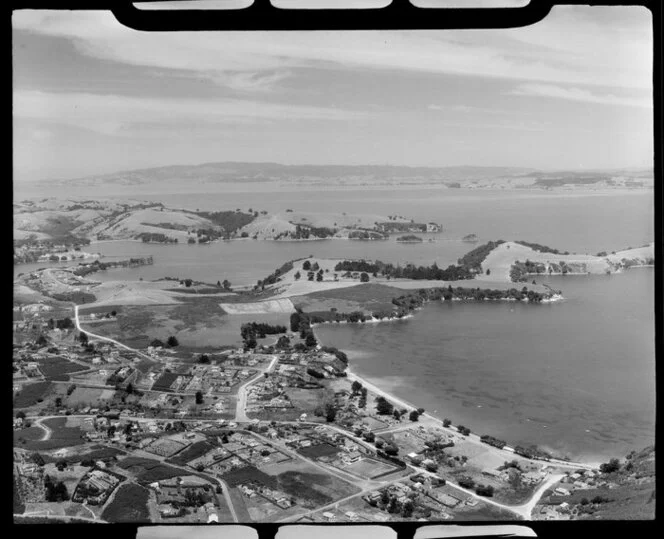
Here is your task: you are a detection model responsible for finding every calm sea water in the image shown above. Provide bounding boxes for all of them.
[315,269,655,463]
[14,188,655,461]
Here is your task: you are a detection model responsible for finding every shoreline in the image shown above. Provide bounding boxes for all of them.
[342,364,601,469]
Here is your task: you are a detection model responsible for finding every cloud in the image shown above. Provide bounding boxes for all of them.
[427,104,510,114]
[12,90,365,137]
[509,83,652,108]
[12,7,652,91]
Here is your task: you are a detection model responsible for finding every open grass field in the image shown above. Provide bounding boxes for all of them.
[101,483,151,523]
[14,426,45,444]
[66,386,116,406]
[89,301,272,350]
[16,417,87,451]
[298,443,340,459]
[294,283,400,314]
[14,381,53,408]
[260,458,361,509]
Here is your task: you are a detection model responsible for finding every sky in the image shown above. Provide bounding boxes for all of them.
[12,4,653,183]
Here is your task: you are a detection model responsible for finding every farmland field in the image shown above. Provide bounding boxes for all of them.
[166,440,216,466]
[117,456,185,483]
[152,372,178,392]
[101,483,151,523]
[35,357,88,381]
[14,381,53,408]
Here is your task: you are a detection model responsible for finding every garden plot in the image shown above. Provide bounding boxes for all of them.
[144,437,191,458]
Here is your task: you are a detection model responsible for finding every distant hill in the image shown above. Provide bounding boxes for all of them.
[42,162,536,188]
[28,162,654,194]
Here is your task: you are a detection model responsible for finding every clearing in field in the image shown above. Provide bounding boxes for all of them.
[66,386,116,406]
[294,283,401,315]
[88,301,290,350]
[220,298,295,315]
[341,457,402,480]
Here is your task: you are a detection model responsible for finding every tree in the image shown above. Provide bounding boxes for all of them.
[458,477,475,489]
[360,272,370,283]
[294,271,301,281]
[376,397,394,415]
[316,272,323,282]
[195,391,204,405]
[393,409,402,420]
[600,458,621,474]
[364,431,375,443]
[409,410,419,422]
[276,335,290,349]
[302,260,311,270]
[351,380,363,394]
[443,418,452,428]
[16,411,26,420]
[312,262,320,271]
[290,312,301,333]
[417,407,425,414]
[126,383,134,394]
[79,332,88,345]
[387,496,398,513]
[150,339,164,348]
[402,499,414,518]
[384,444,399,456]
[199,354,210,364]
[222,279,232,290]
[305,333,317,348]
[55,397,62,407]
[325,403,337,422]
[167,335,179,347]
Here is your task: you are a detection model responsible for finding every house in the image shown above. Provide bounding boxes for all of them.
[322,512,335,521]
[345,511,358,521]
[346,451,362,463]
[554,487,571,496]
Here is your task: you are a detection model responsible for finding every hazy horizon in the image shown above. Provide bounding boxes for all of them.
[13,5,653,184]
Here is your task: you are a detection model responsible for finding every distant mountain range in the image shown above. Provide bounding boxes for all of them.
[34,162,653,191]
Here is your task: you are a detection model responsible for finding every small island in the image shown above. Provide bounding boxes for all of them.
[463,234,479,243]
[396,235,423,243]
